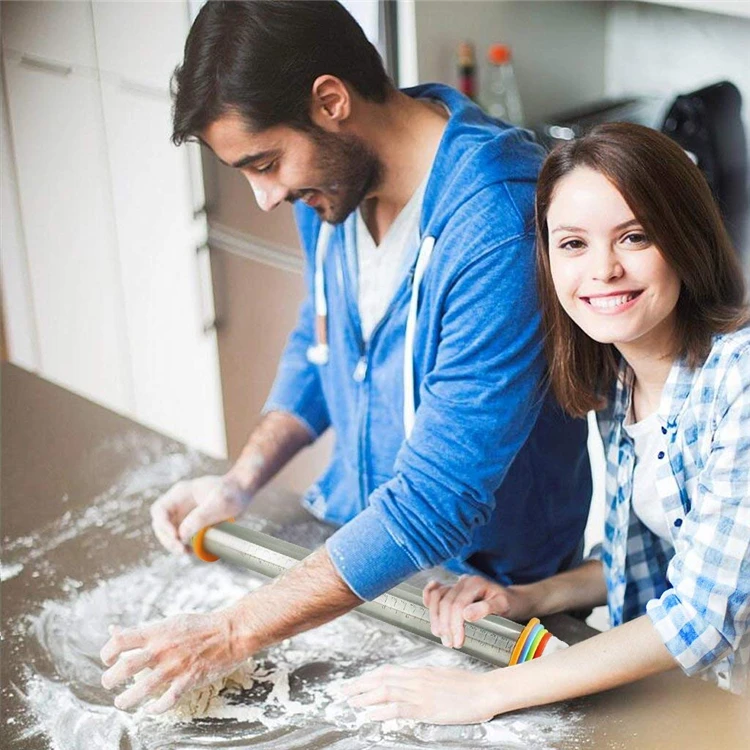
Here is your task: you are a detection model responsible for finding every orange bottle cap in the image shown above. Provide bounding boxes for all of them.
[488,44,511,65]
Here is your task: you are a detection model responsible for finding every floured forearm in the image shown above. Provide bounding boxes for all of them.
[225,547,362,657]
[227,411,313,496]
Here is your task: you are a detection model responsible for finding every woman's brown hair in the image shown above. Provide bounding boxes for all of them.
[535,122,748,418]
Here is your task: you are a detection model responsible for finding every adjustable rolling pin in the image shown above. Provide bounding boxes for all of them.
[192,521,567,667]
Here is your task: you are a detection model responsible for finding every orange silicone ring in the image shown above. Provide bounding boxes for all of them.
[533,631,553,658]
[192,518,235,562]
[509,617,539,666]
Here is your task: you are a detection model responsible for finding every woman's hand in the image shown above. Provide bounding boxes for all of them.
[423,575,537,648]
[344,616,677,726]
[342,665,498,724]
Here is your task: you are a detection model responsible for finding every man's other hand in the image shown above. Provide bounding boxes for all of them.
[150,475,251,554]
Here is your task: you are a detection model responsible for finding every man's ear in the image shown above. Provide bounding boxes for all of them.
[310,75,351,131]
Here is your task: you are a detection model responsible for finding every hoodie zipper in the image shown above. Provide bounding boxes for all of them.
[337,236,420,511]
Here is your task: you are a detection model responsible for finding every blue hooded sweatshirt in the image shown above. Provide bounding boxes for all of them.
[264,83,591,601]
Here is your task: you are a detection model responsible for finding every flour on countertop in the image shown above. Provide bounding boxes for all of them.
[17,552,584,749]
[1,561,24,581]
[2,436,209,571]
[6,441,585,749]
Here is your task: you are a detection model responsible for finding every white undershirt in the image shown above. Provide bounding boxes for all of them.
[623,410,672,540]
[356,175,428,342]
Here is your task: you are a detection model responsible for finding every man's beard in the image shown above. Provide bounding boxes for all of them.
[288,128,382,224]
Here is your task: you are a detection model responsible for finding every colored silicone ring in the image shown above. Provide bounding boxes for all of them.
[192,518,235,562]
[534,631,553,658]
[519,623,544,664]
[525,627,547,661]
[509,617,540,666]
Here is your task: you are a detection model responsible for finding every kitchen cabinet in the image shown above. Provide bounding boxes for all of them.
[0,0,98,69]
[3,50,133,413]
[98,77,225,456]
[1,0,226,457]
[92,1,191,91]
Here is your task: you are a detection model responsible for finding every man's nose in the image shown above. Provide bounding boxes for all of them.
[245,175,286,212]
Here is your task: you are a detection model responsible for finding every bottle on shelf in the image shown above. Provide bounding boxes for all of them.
[484,43,524,127]
[456,41,477,103]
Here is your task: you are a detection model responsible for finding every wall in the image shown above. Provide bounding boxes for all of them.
[605,1,750,273]
[209,236,334,494]
[412,0,609,125]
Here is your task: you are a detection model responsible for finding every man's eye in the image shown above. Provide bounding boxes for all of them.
[256,162,275,174]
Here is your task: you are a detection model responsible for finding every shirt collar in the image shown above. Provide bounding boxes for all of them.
[612,354,697,430]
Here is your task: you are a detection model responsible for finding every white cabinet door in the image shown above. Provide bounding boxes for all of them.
[1,71,39,371]
[3,52,133,412]
[1,0,98,68]
[98,77,226,457]
[92,1,191,91]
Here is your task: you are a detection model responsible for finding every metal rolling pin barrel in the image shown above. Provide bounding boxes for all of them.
[192,521,567,667]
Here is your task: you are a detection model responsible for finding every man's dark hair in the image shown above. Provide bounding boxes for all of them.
[171,0,392,144]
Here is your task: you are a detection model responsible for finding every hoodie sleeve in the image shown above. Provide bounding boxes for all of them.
[262,208,330,438]
[326,231,546,599]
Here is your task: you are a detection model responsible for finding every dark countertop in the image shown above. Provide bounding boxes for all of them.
[2,362,748,749]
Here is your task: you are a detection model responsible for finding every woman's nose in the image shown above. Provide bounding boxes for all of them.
[591,247,624,282]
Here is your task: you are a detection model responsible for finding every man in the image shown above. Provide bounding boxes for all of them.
[101,0,591,714]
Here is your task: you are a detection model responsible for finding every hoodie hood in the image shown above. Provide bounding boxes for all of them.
[404,83,544,241]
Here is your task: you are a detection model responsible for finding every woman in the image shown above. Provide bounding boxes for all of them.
[342,122,750,723]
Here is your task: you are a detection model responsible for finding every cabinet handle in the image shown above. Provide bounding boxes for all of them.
[196,244,219,334]
[118,78,168,100]
[20,55,72,77]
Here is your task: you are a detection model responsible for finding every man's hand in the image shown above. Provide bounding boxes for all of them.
[100,610,249,714]
[342,665,497,724]
[150,474,251,554]
[101,547,361,714]
[150,411,313,554]
[423,575,536,649]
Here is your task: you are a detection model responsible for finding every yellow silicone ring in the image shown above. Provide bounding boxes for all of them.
[509,617,539,666]
[192,518,235,562]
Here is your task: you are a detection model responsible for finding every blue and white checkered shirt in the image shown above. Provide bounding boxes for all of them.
[597,327,750,694]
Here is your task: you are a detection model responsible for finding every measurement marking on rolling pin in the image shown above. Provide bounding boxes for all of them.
[197,523,564,667]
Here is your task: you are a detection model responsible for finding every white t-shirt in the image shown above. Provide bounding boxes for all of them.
[623,410,672,541]
[355,175,428,342]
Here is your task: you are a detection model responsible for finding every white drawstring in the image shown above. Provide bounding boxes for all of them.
[403,236,436,438]
[306,222,333,365]
[306,223,436,441]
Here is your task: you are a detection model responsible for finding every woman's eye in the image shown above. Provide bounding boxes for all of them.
[560,239,585,251]
[622,232,648,246]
